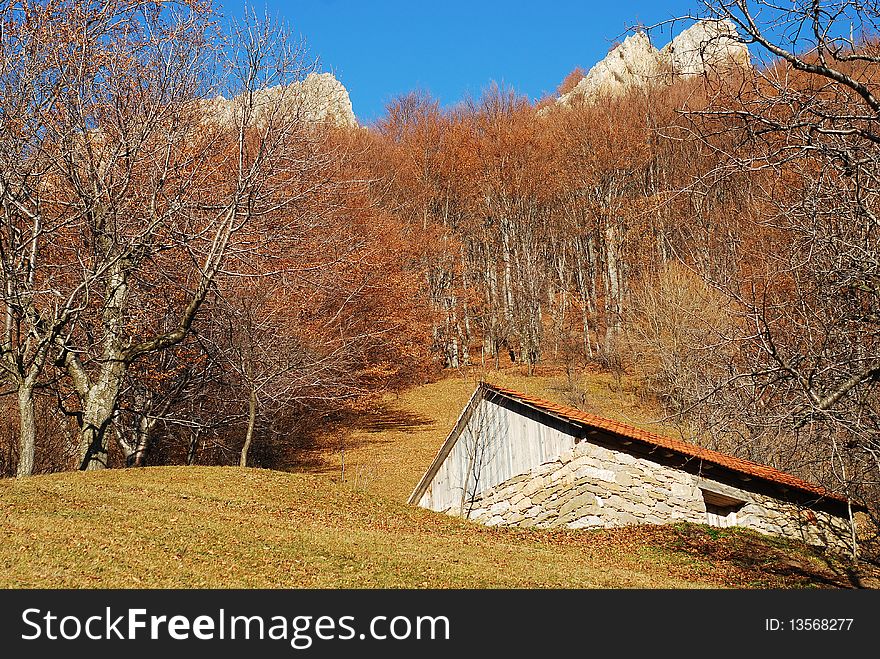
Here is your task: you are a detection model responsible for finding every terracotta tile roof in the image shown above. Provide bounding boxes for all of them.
[484,383,852,506]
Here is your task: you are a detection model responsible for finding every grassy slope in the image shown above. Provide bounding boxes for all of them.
[0,366,862,588]
[0,466,854,588]
[321,365,686,502]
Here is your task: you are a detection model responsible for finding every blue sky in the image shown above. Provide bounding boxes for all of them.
[218,1,704,124]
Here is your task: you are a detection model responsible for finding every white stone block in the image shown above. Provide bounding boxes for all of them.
[671,483,695,498]
[575,465,616,483]
[522,477,546,497]
[567,516,603,529]
[489,500,510,515]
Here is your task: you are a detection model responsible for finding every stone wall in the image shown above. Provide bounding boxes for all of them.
[445,438,852,552]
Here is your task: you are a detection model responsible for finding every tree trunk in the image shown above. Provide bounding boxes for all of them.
[240,385,258,467]
[125,414,153,467]
[603,220,622,359]
[485,242,499,363]
[573,238,593,359]
[502,223,515,328]
[78,363,126,471]
[16,385,36,477]
[77,253,131,471]
[79,426,109,471]
[186,429,201,466]
[131,430,150,467]
[446,294,459,368]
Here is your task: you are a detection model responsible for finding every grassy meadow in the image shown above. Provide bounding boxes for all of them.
[0,367,871,588]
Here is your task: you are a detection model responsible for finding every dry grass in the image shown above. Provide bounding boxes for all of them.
[0,466,855,589]
[319,365,680,502]
[0,366,868,589]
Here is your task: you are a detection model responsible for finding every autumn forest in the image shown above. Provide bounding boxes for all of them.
[1,1,878,527]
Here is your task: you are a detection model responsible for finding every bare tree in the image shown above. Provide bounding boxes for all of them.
[40,4,320,470]
[0,2,121,475]
[676,1,880,537]
[0,1,59,477]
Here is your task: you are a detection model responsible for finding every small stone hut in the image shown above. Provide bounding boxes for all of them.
[408,383,859,551]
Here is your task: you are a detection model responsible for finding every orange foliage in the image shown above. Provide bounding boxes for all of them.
[556,66,586,96]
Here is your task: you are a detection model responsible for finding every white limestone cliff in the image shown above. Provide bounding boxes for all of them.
[559,32,664,105]
[660,19,750,77]
[557,19,750,106]
[205,71,357,129]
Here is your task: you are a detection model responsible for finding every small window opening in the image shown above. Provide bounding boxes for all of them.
[701,489,745,528]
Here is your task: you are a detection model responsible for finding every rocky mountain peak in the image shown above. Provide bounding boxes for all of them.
[660,19,751,77]
[558,32,663,105]
[292,72,358,128]
[205,71,357,129]
[557,19,750,106]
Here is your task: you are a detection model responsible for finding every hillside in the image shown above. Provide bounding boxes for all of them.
[0,466,864,589]
[319,366,682,502]
[1,368,872,589]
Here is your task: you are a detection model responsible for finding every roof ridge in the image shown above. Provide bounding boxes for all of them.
[481,382,851,506]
